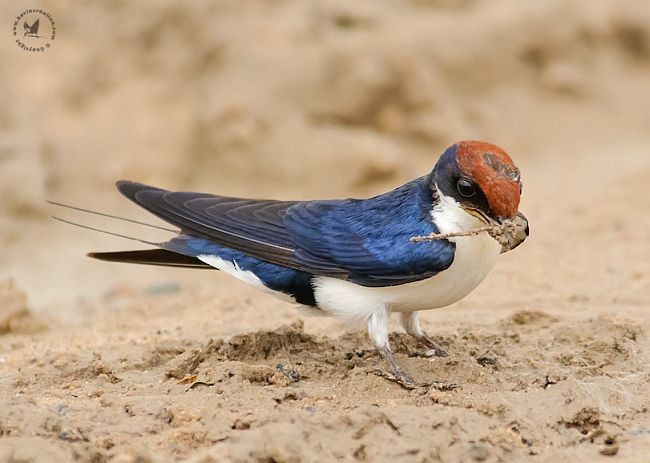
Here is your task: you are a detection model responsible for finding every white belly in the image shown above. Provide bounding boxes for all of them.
[312,232,500,321]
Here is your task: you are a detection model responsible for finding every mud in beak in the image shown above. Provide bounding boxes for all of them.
[500,212,529,253]
[461,206,529,252]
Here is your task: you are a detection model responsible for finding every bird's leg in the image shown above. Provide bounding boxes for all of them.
[396,312,457,392]
[399,312,448,358]
[368,305,416,389]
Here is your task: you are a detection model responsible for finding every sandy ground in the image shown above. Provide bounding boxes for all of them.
[1,0,650,461]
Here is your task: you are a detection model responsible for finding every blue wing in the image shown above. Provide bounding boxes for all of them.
[117,177,455,287]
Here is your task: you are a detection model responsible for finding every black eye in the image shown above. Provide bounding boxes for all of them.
[457,178,476,198]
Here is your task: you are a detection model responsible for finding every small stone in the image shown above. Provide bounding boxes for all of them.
[476,356,499,368]
[55,404,72,415]
[600,436,619,456]
[600,444,619,456]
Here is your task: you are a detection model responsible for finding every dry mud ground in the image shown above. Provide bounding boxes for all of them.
[1,1,650,462]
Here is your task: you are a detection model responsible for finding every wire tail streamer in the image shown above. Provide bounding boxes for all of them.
[46,200,177,232]
[52,216,160,246]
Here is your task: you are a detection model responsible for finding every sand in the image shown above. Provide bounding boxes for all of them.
[1,0,649,461]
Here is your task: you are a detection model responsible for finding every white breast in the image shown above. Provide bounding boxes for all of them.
[312,190,501,323]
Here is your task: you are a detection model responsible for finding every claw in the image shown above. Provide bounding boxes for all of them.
[373,369,456,391]
[373,368,417,390]
[416,335,448,358]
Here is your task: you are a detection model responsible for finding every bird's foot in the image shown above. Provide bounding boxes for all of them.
[372,369,456,391]
[373,367,418,390]
[375,345,419,389]
[412,334,448,358]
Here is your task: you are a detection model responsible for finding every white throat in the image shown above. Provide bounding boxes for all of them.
[431,186,486,235]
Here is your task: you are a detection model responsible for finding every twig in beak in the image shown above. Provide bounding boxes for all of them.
[410,221,519,248]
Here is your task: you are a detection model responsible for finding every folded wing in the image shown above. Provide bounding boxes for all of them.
[116,180,455,286]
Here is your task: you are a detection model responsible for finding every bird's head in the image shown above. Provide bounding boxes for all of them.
[432,140,522,226]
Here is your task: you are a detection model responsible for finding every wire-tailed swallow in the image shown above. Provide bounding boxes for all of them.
[55,140,528,388]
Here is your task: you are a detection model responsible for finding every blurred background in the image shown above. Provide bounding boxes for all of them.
[0,0,649,317]
[2,3,650,460]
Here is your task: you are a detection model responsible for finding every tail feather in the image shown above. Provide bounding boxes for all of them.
[47,200,176,232]
[88,249,213,269]
[48,197,213,269]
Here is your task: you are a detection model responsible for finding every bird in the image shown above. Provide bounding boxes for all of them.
[23,19,40,38]
[53,140,528,388]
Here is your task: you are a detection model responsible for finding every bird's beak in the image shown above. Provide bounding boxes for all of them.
[463,207,492,224]
[461,207,529,251]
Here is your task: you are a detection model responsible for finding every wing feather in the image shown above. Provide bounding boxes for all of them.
[116,180,454,286]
